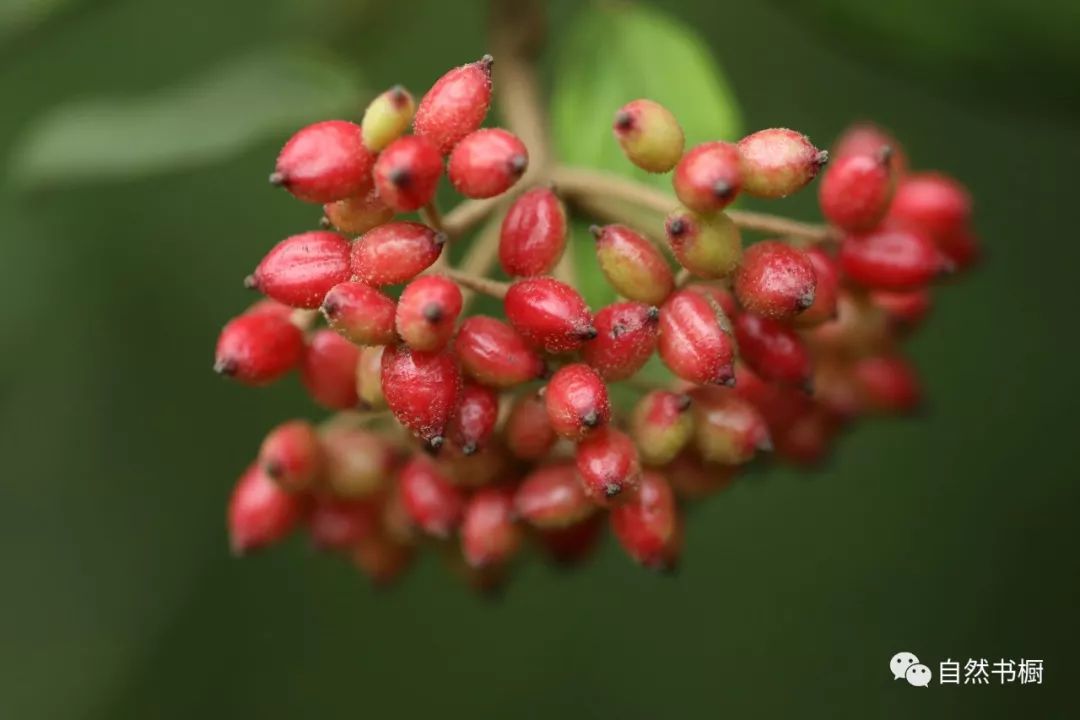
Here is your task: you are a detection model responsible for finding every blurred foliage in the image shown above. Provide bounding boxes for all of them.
[0,0,82,45]
[11,50,363,186]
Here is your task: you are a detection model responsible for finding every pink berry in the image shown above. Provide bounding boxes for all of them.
[461,486,521,569]
[413,55,493,155]
[732,312,812,388]
[839,227,945,290]
[301,329,360,410]
[514,463,593,528]
[887,172,971,242]
[395,275,462,352]
[505,392,557,461]
[455,316,546,388]
[350,221,445,286]
[381,344,461,450]
[372,135,444,212]
[582,302,660,381]
[792,246,840,327]
[610,471,678,570]
[818,147,895,232]
[499,187,567,277]
[833,122,907,176]
[737,128,827,199]
[308,497,379,550]
[321,281,398,346]
[247,231,351,309]
[871,287,932,330]
[853,355,921,413]
[258,419,322,494]
[214,311,303,386]
[591,224,674,305]
[575,427,642,506]
[399,456,465,537]
[504,277,595,353]
[448,128,528,198]
[657,289,735,386]
[733,240,817,320]
[228,463,302,555]
[673,141,742,212]
[272,120,375,203]
[544,363,611,441]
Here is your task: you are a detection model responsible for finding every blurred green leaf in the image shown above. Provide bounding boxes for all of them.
[551,1,742,193]
[0,0,80,45]
[10,50,364,187]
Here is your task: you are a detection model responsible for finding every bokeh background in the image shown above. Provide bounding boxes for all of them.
[2,0,1078,717]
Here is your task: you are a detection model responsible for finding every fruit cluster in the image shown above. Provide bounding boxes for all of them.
[215,56,977,589]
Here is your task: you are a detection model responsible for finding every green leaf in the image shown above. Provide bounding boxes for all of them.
[0,0,81,46]
[10,49,364,187]
[551,1,742,192]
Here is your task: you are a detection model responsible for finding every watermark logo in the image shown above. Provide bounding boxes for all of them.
[891,652,932,687]
[891,652,1044,687]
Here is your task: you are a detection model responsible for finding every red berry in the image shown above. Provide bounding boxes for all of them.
[673,141,742,212]
[214,311,303,385]
[504,277,595,353]
[537,515,604,566]
[544,363,611,440]
[792,246,840,327]
[657,289,735,385]
[772,403,840,468]
[733,312,812,388]
[737,128,827,199]
[887,172,971,242]
[870,287,932,330]
[352,533,414,586]
[448,382,499,454]
[455,316,546,388]
[381,344,461,449]
[301,329,360,410]
[734,240,817,320]
[612,99,685,173]
[461,486,521,569]
[398,456,465,537]
[818,147,895,232]
[308,497,379,550]
[576,427,641,506]
[514,463,594,528]
[413,55,493,155]
[505,392,557,461]
[258,419,322,493]
[322,189,394,235]
[350,221,445,286]
[839,227,944,290]
[591,224,674,305]
[665,450,737,499]
[248,231,351,309]
[320,426,394,497]
[395,275,462,352]
[242,298,295,320]
[582,302,660,380]
[272,120,375,203]
[630,390,694,466]
[228,463,302,555]
[833,122,907,176]
[853,355,921,413]
[690,387,771,465]
[448,128,528,198]
[937,226,980,271]
[499,187,567,277]
[356,345,386,410]
[686,283,739,319]
[665,208,742,279]
[321,281,397,346]
[610,471,678,570]
[372,135,444,212]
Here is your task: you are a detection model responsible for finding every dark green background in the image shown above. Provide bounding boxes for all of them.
[1,0,1076,717]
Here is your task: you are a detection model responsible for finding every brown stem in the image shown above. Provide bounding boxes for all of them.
[420,202,445,233]
[551,166,837,243]
[441,267,510,300]
[442,197,502,238]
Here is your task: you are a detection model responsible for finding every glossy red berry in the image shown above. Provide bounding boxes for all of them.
[413,55,493,155]
[733,312,812,388]
[612,99,684,173]
[361,85,416,152]
[499,187,567,277]
[399,456,465,537]
[350,221,445,286]
[818,147,895,232]
[461,486,521,569]
[247,231,351,309]
[504,277,595,353]
[887,172,972,242]
[322,189,394,235]
[833,122,907,176]
[514,463,593,528]
[448,382,499,454]
[853,355,921,413]
[448,128,528,198]
[395,275,462,352]
[793,246,840,327]
[591,224,674,305]
[320,426,394,497]
[686,283,739,319]
[228,463,302,555]
[544,363,611,440]
[839,227,945,290]
[214,311,303,385]
[321,281,397,346]
[372,135,444,212]
[259,419,322,493]
[455,316,546,388]
[301,330,361,410]
[630,391,694,466]
[308,497,379,550]
[734,240,817,320]
[665,208,742,279]
[673,141,742,212]
[505,392,557,461]
[610,471,678,570]
[582,302,660,380]
[272,120,375,203]
[356,345,386,410]
[576,427,642,506]
[690,387,771,465]
[737,128,827,199]
[381,344,461,449]
[657,289,735,385]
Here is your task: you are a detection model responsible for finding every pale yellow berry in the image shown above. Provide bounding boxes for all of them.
[361,86,416,152]
[612,99,684,173]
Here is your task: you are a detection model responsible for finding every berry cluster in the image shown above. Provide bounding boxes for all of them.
[215,56,977,589]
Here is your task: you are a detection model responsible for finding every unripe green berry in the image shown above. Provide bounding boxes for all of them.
[362,85,416,152]
[612,99,684,173]
[591,224,675,305]
[665,207,742,279]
